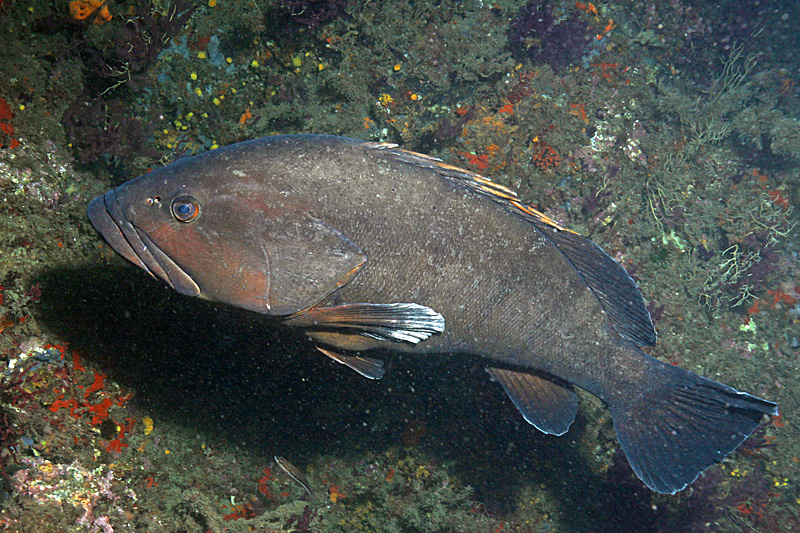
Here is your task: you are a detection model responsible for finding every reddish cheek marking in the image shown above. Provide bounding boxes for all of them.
[218,268,272,313]
[148,224,208,267]
[148,224,272,313]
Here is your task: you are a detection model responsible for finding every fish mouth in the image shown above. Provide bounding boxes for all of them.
[87,192,200,297]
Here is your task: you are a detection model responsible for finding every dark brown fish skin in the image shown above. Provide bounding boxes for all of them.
[87,134,777,494]
[90,135,621,391]
[293,147,629,398]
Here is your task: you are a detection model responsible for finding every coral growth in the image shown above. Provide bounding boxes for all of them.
[0,98,19,149]
[35,2,195,165]
[531,141,561,171]
[69,0,111,24]
[12,458,135,531]
[82,2,196,93]
[62,98,156,165]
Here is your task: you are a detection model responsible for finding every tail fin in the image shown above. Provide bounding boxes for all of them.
[611,357,777,494]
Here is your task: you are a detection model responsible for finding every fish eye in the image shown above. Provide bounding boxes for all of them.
[171,195,200,223]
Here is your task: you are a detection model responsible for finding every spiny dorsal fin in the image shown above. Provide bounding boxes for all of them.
[366,143,573,230]
[369,143,656,347]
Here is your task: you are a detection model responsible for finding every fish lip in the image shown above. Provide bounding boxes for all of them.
[87,191,200,297]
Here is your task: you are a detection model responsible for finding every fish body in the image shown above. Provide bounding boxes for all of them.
[274,456,312,496]
[88,134,777,494]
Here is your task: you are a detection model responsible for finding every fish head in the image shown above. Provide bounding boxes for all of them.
[87,138,367,317]
[87,155,278,313]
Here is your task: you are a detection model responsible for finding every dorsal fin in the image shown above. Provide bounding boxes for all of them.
[367,143,656,347]
[523,215,656,346]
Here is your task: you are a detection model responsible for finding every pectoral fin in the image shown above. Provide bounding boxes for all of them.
[317,346,386,380]
[303,303,445,344]
[486,367,578,436]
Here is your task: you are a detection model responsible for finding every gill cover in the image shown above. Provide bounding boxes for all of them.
[259,209,367,316]
[176,196,367,316]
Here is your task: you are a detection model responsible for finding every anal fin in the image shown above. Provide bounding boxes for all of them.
[486,367,578,436]
[317,346,386,380]
[304,303,445,344]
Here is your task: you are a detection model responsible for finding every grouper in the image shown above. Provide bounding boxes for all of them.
[87,134,777,494]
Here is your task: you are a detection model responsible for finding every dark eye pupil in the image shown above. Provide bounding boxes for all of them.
[171,195,199,222]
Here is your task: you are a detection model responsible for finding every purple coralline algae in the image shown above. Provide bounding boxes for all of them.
[508,0,595,71]
[12,457,137,532]
[278,0,349,26]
